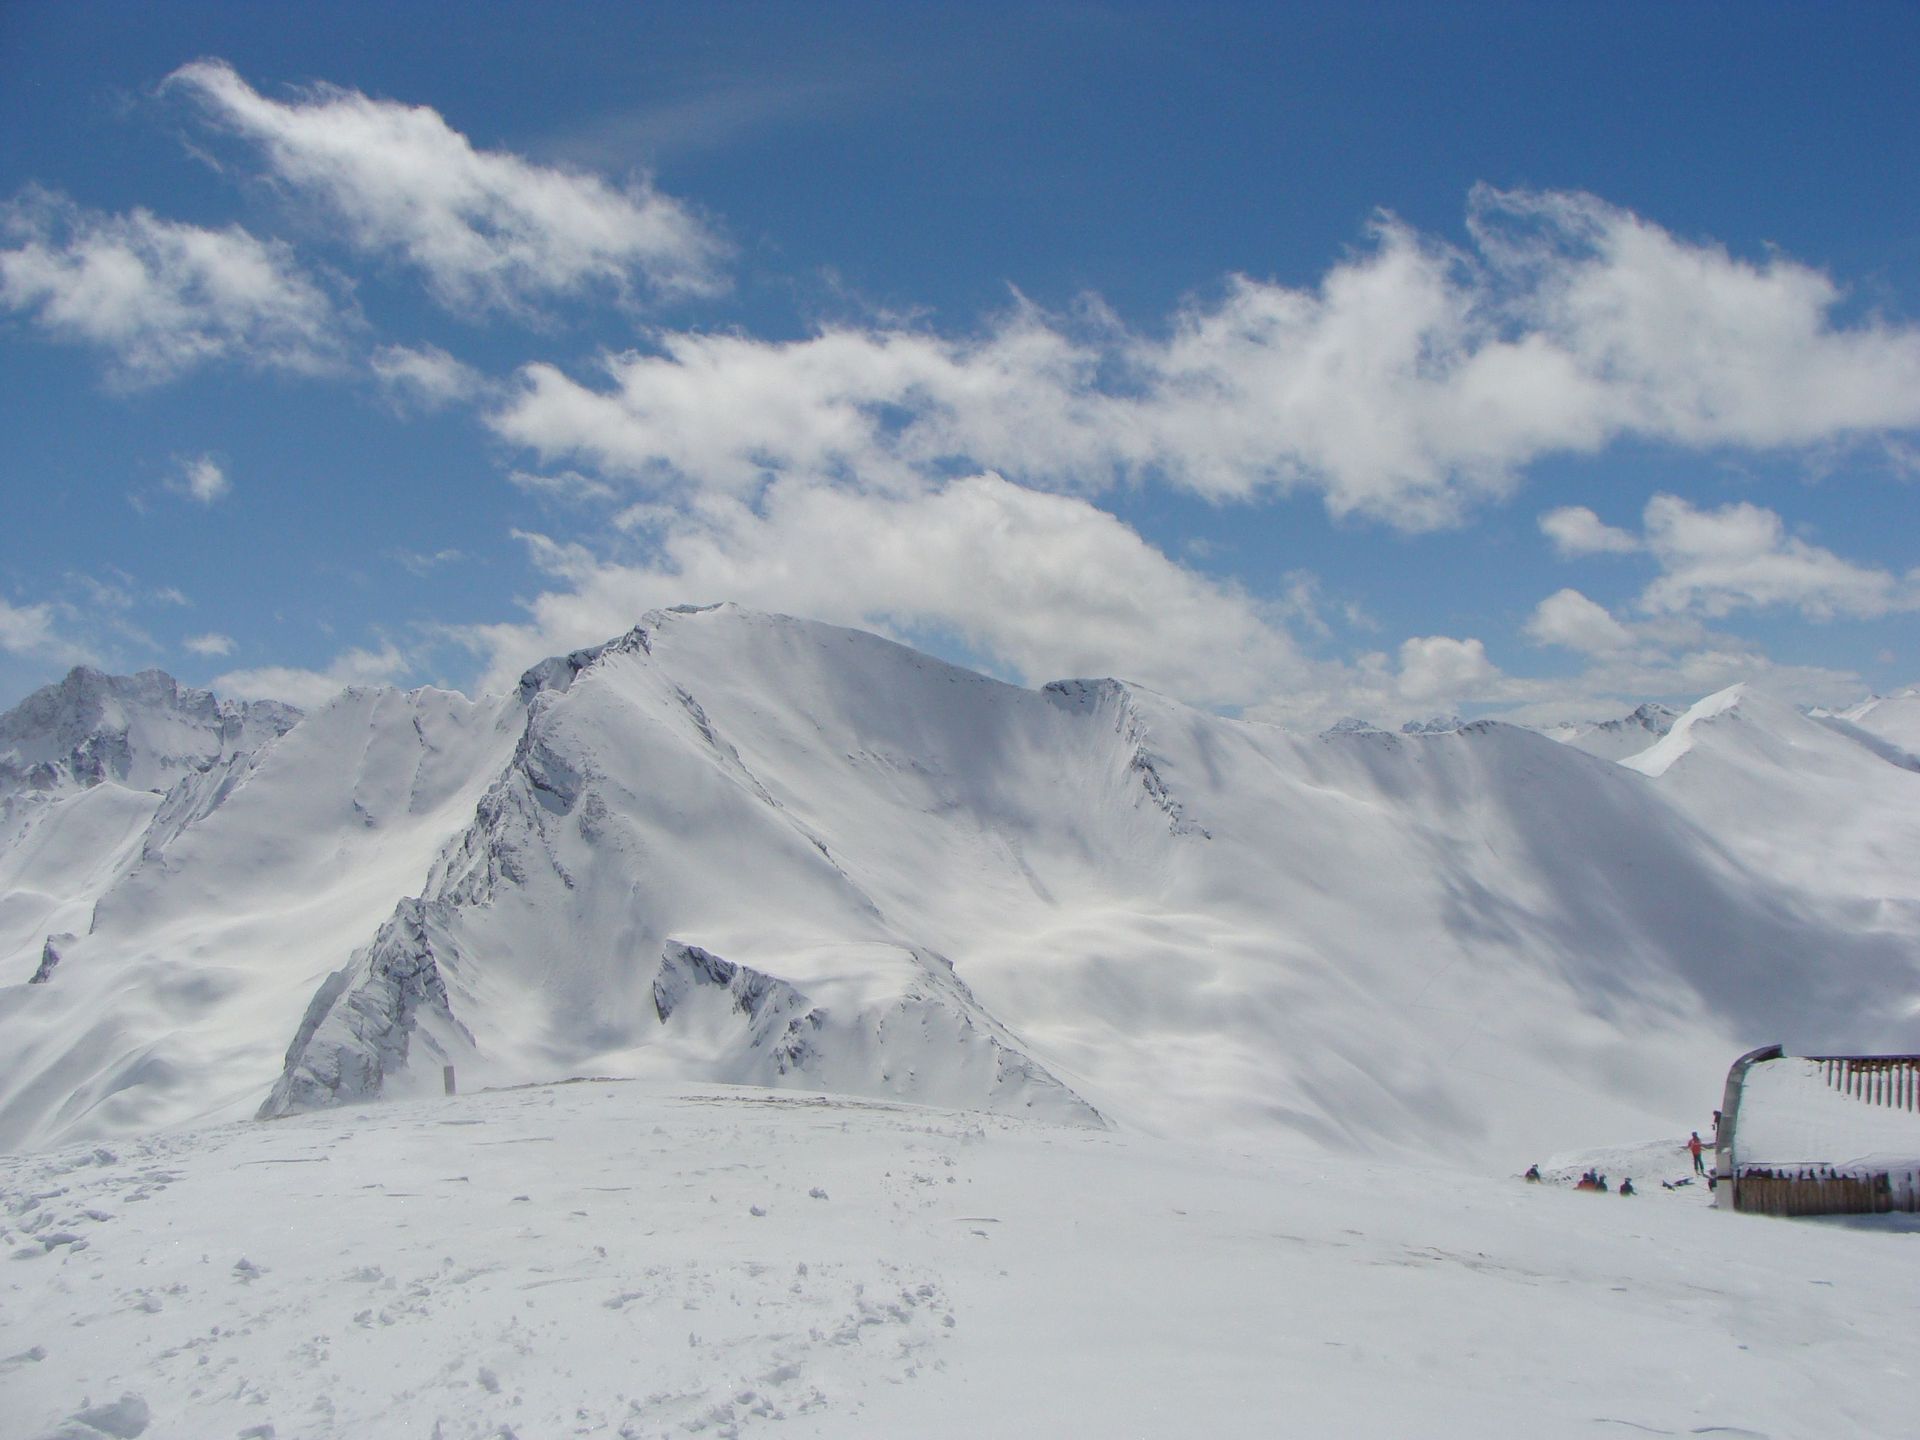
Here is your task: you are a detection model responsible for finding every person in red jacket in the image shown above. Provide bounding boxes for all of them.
[1687,1131,1705,1175]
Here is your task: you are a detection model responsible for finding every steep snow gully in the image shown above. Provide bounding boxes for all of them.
[3,604,1918,1164]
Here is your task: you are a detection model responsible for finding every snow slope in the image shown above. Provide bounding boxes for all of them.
[0,685,521,1150]
[4,1078,1916,1440]
[1626,683,1920,911]
[4,608,1919,1169]
[1833,686,1920,754]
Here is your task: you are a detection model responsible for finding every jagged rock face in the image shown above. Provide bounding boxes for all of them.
[0,666,300,798]
[261,899,474,1116]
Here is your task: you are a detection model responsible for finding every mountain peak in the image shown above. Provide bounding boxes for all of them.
[0,665,301,798]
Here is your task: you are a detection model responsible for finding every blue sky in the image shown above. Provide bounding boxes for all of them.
[4,2,1919,726]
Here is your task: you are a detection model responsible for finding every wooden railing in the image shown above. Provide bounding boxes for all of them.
[1810,1055,1920,1112]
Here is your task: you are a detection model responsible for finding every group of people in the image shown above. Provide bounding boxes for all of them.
[1521,1123,1712,1197]
[1573,1170,1634,1196]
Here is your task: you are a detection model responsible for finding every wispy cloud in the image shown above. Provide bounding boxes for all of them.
[0,597,90,665]
[390,547,464,576]
[167,59,730,317]
[169,454,231,505]
[182,631,235,657]
[371,343,488,411]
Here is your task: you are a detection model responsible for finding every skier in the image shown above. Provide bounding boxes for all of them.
[1687,1131,1706,1175]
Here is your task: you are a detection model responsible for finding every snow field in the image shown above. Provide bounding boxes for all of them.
[5,1080,1918,1439]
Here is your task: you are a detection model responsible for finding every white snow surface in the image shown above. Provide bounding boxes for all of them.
[2,606,1919,1170]
[4,1078,1917,1439]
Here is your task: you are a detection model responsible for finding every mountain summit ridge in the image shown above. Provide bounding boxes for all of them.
[3,605,1917,1161]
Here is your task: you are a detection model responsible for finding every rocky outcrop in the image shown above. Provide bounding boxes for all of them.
[259,899,473,1116]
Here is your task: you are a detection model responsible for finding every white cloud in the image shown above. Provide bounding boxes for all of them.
[1524,588,1635,654]
[391,547,464,576]
[0,598,69,659]
[168,59,728,316]
[1638,495,1920,620]
[508,468,620,506]
[1393,635,1499,707]
[170,455,230,505]
[1473,186,1920,448]
[0,187,341,385]
[1539,505,1640,557]
[215,642,409,708]
[182,631,235,657]
[459,472,1306,706]
[371,343,487,410]
[487,188,1920,532]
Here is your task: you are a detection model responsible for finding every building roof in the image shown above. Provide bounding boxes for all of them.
[1735,1056,1920,1174]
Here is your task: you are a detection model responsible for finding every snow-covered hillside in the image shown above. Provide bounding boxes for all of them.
[5,1078,1917,1440]
[1829,686,1920,756]
[3,607,1918,1168]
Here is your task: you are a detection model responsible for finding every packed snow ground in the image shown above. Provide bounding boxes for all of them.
[5,1080,1917,1440]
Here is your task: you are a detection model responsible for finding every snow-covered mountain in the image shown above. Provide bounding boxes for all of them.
[1826,686,1920,756]
[3,607,1917,1165]
[1541,701,1679,761]
[0,665,298,800]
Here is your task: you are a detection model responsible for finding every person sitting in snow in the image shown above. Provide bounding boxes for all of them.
[1619,1178,1635,1196]
[1596,1174,1609,1193]
[1524,1164,1542,1183]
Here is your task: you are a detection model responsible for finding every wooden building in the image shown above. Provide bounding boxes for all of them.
[1715,1045,1920,1216]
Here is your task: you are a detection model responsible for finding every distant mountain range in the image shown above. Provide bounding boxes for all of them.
[4,605,1917,1162]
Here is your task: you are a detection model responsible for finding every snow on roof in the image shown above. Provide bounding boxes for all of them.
[1734,1056,1920,1174]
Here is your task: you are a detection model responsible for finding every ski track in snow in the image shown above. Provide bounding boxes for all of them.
[4,1079,1918,1439]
